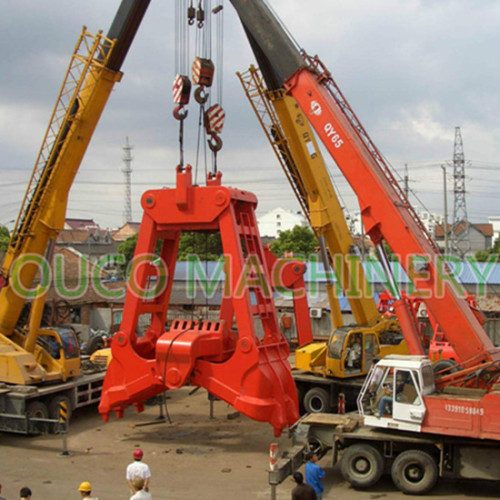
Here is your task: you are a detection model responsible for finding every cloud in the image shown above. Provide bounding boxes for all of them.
[1,0,500,231]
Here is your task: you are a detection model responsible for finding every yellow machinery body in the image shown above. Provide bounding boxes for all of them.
[295,319,408,379]
[0,28,120,385]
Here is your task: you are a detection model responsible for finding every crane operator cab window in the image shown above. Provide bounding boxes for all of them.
[58,328,79,360]
[41,335,62,360]
[345,333,362,374]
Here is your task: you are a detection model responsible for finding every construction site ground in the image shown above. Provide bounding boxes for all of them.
[0,387,499,499]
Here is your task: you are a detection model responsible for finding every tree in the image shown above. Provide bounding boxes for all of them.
[0,226,10,252]
[177,232,222,261]
[474,236,500,262]
[117,231,223,266]
[117,233,138,268]
[269,225,317,258]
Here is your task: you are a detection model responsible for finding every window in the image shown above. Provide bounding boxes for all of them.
[395,370,420,405]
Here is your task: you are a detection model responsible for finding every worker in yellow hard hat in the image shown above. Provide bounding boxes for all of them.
[78,481,99,500]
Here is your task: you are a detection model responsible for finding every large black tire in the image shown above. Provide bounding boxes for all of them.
[296,384,306,414]
[26,400,49,420]
[391,450,438,495]
[303,387,330,414]
[86,335,106,355]
[340,444,384,488]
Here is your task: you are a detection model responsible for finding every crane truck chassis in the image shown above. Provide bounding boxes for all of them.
[0,363,105,435]
[273,355,500,495]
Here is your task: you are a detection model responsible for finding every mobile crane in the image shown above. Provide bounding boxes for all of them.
[0,0,150,433]
[226,0,500,493]
[237,65,408,414]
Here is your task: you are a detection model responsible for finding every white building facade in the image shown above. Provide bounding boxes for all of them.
[488,216,500,244]
[257,207,307,238]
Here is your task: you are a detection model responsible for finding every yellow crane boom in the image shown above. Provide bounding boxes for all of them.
[0,0,150,385]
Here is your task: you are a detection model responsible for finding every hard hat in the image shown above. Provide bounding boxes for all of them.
[78,481,92,492]
[133,448,144,460]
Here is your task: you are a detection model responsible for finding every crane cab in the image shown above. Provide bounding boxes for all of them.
[295,324,408,379]
[38,327,81,380]
[358,355,435,432]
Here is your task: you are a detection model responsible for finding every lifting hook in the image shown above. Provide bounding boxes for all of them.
[173,105,189,121]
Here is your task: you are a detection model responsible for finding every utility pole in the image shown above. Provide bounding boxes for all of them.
[441,165,449,255]
[122,137,133,224]
[450,127,470,257]
[404,163,409,199]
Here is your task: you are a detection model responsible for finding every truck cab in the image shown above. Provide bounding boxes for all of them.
[358,355,435,432]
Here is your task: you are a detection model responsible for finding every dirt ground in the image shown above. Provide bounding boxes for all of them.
[1,387,500,499]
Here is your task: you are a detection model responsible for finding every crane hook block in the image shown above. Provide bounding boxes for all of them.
[194,86,209,104]
[204,104,225,135]
[196,5,205,27]
[208,133,223,152]
[192,57,214,87]
[173,105,188,121]
[172,74,192,105]
[187,5,196,25]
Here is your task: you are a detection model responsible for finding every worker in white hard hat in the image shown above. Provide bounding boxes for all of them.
[78,481,99,500]
[126,448,151,494]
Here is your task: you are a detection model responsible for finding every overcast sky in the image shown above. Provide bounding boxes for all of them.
[1,0,500,231]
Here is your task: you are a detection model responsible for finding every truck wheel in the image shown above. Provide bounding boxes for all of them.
[296,385,306,414]
[303,387,330,413]
[86,335,106,355]
[26,401,49,420]
[340,444,384,488]
[391,450,438,495]
[49,395,72,422]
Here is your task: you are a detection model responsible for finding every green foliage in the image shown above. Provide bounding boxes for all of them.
[474,236,500,262]
[269,225,317,258]
[0,226,10,252]
[177,232,223,261]
[117,233,139,267]
[117,231,223,265]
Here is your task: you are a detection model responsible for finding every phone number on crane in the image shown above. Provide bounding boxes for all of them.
[444,404,484,416]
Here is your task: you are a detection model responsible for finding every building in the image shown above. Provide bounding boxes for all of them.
[64,218,99,231]
[111,222,141,242]
[414,207,443,236]
[257,207,306,238]
[434,222,493,256]
[57,227,119,266]
[488,216,500,245]
[349,208,443,238]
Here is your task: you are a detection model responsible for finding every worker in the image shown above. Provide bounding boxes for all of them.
[126,448,151,494]
[19,486,32,500]
[78,481,99,500]
[305,454,325,500]
[291,471,317,500]
[130,477,152,500]
[368,356,383,394]
[345,335,361,370]
[377,383,393,416]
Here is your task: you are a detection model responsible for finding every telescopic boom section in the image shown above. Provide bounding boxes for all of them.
[230,0,500,367]
[0,0,150,336]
